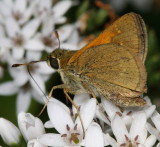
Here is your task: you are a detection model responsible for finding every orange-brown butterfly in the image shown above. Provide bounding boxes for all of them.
[13,12,147,107]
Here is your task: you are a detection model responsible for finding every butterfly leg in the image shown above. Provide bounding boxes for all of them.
[63,89,85,138]
[38,84,66,116]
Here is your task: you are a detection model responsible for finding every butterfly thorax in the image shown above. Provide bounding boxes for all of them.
[47,48,88,94]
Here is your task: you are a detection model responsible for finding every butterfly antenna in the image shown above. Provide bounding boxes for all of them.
[12,60,48,106]
[26,64,48,103]
[55,31,60,48]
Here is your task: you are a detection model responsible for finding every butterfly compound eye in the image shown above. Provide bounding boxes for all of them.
[49,58,59,69]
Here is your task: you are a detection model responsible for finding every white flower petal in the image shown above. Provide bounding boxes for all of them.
[0,25,5,37]
[156,143,160,147]
[85,122,104,147]
[35,62,55,74]
[49,98,70,114]
[4,0,13,7]
[105,133,119,147]
[12,48,25,60]
[9,66,28,86]
[53,1,73,17]
[18,112,45,142]
[144,96,152,106]
[19,7,32,24]
[22,18,41,39]
[72,93,90,114]
[130,112,147,144]
[0,38,12,48]
[0,82,18,95]
[16,90,31,113]
[151,111,160,131]
[42,17,55,36]
[44,121,54,128]
[146,123,160,141]
[5,17,20,37]
[30,74,45,94]
[54,16,66,24]
[26,51,42,61]
[111,114,129,144]
[31,90,45,104]
[95,105,110,125]
[68,29,79,45]
[144,135,156,147]
[15,0,27,14]
[0,118,21,145]
[144,105,156,118]
[47,101,74,134]
[60,43,77,50]
[25,39,44,51]
[38,133,67,146]
[101,98,121,120]
[76,98,97,130]
[38,0,52,11]
[27,139,46,147]
[58,24,74,42]
[0,2,11,17]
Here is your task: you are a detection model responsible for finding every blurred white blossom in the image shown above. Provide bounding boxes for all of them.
[0,54,54,113]
[0,118,21,146]
[0,0,82,114]
[105,112,156,147]
[147,111,160,141]
[18,112,45,144]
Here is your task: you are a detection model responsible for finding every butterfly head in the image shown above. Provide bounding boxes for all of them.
[47,48,76,70]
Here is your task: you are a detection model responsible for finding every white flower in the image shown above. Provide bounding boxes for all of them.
[84,122,109,147]
[39,22,82,53]
[38,98,100,146]
[100,97,156,127]
[0,118,21,146]
[105,112,157,147]
[32,0,74,23]
[0,17,44,60]
[18,112,45,143]
[146,111,160,141]
[0,54,54,113]
[0,0,33,25]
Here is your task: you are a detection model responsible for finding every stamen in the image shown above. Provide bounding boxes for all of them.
[134,135,139,141]
[125,135,129,141]
[120,143,126,146]
[66,124,70,131]
[116,111,122,117]
[74,124,78,130]
[126,111,132,115]
[61,134,67,137]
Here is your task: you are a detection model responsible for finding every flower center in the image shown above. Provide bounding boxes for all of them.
[120,135,140,147]
[12,11,23,21]
[61,124,83,145]
[12,33,24,47]
[42,34,56,48]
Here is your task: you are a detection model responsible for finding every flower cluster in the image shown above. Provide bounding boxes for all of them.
[0,0,83,113]
[0,95,160,147]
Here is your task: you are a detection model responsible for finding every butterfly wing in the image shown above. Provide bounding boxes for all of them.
[68,13,147,64]
[69,43,146,96]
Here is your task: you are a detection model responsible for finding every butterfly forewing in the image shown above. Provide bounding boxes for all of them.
[68,13,147,64]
